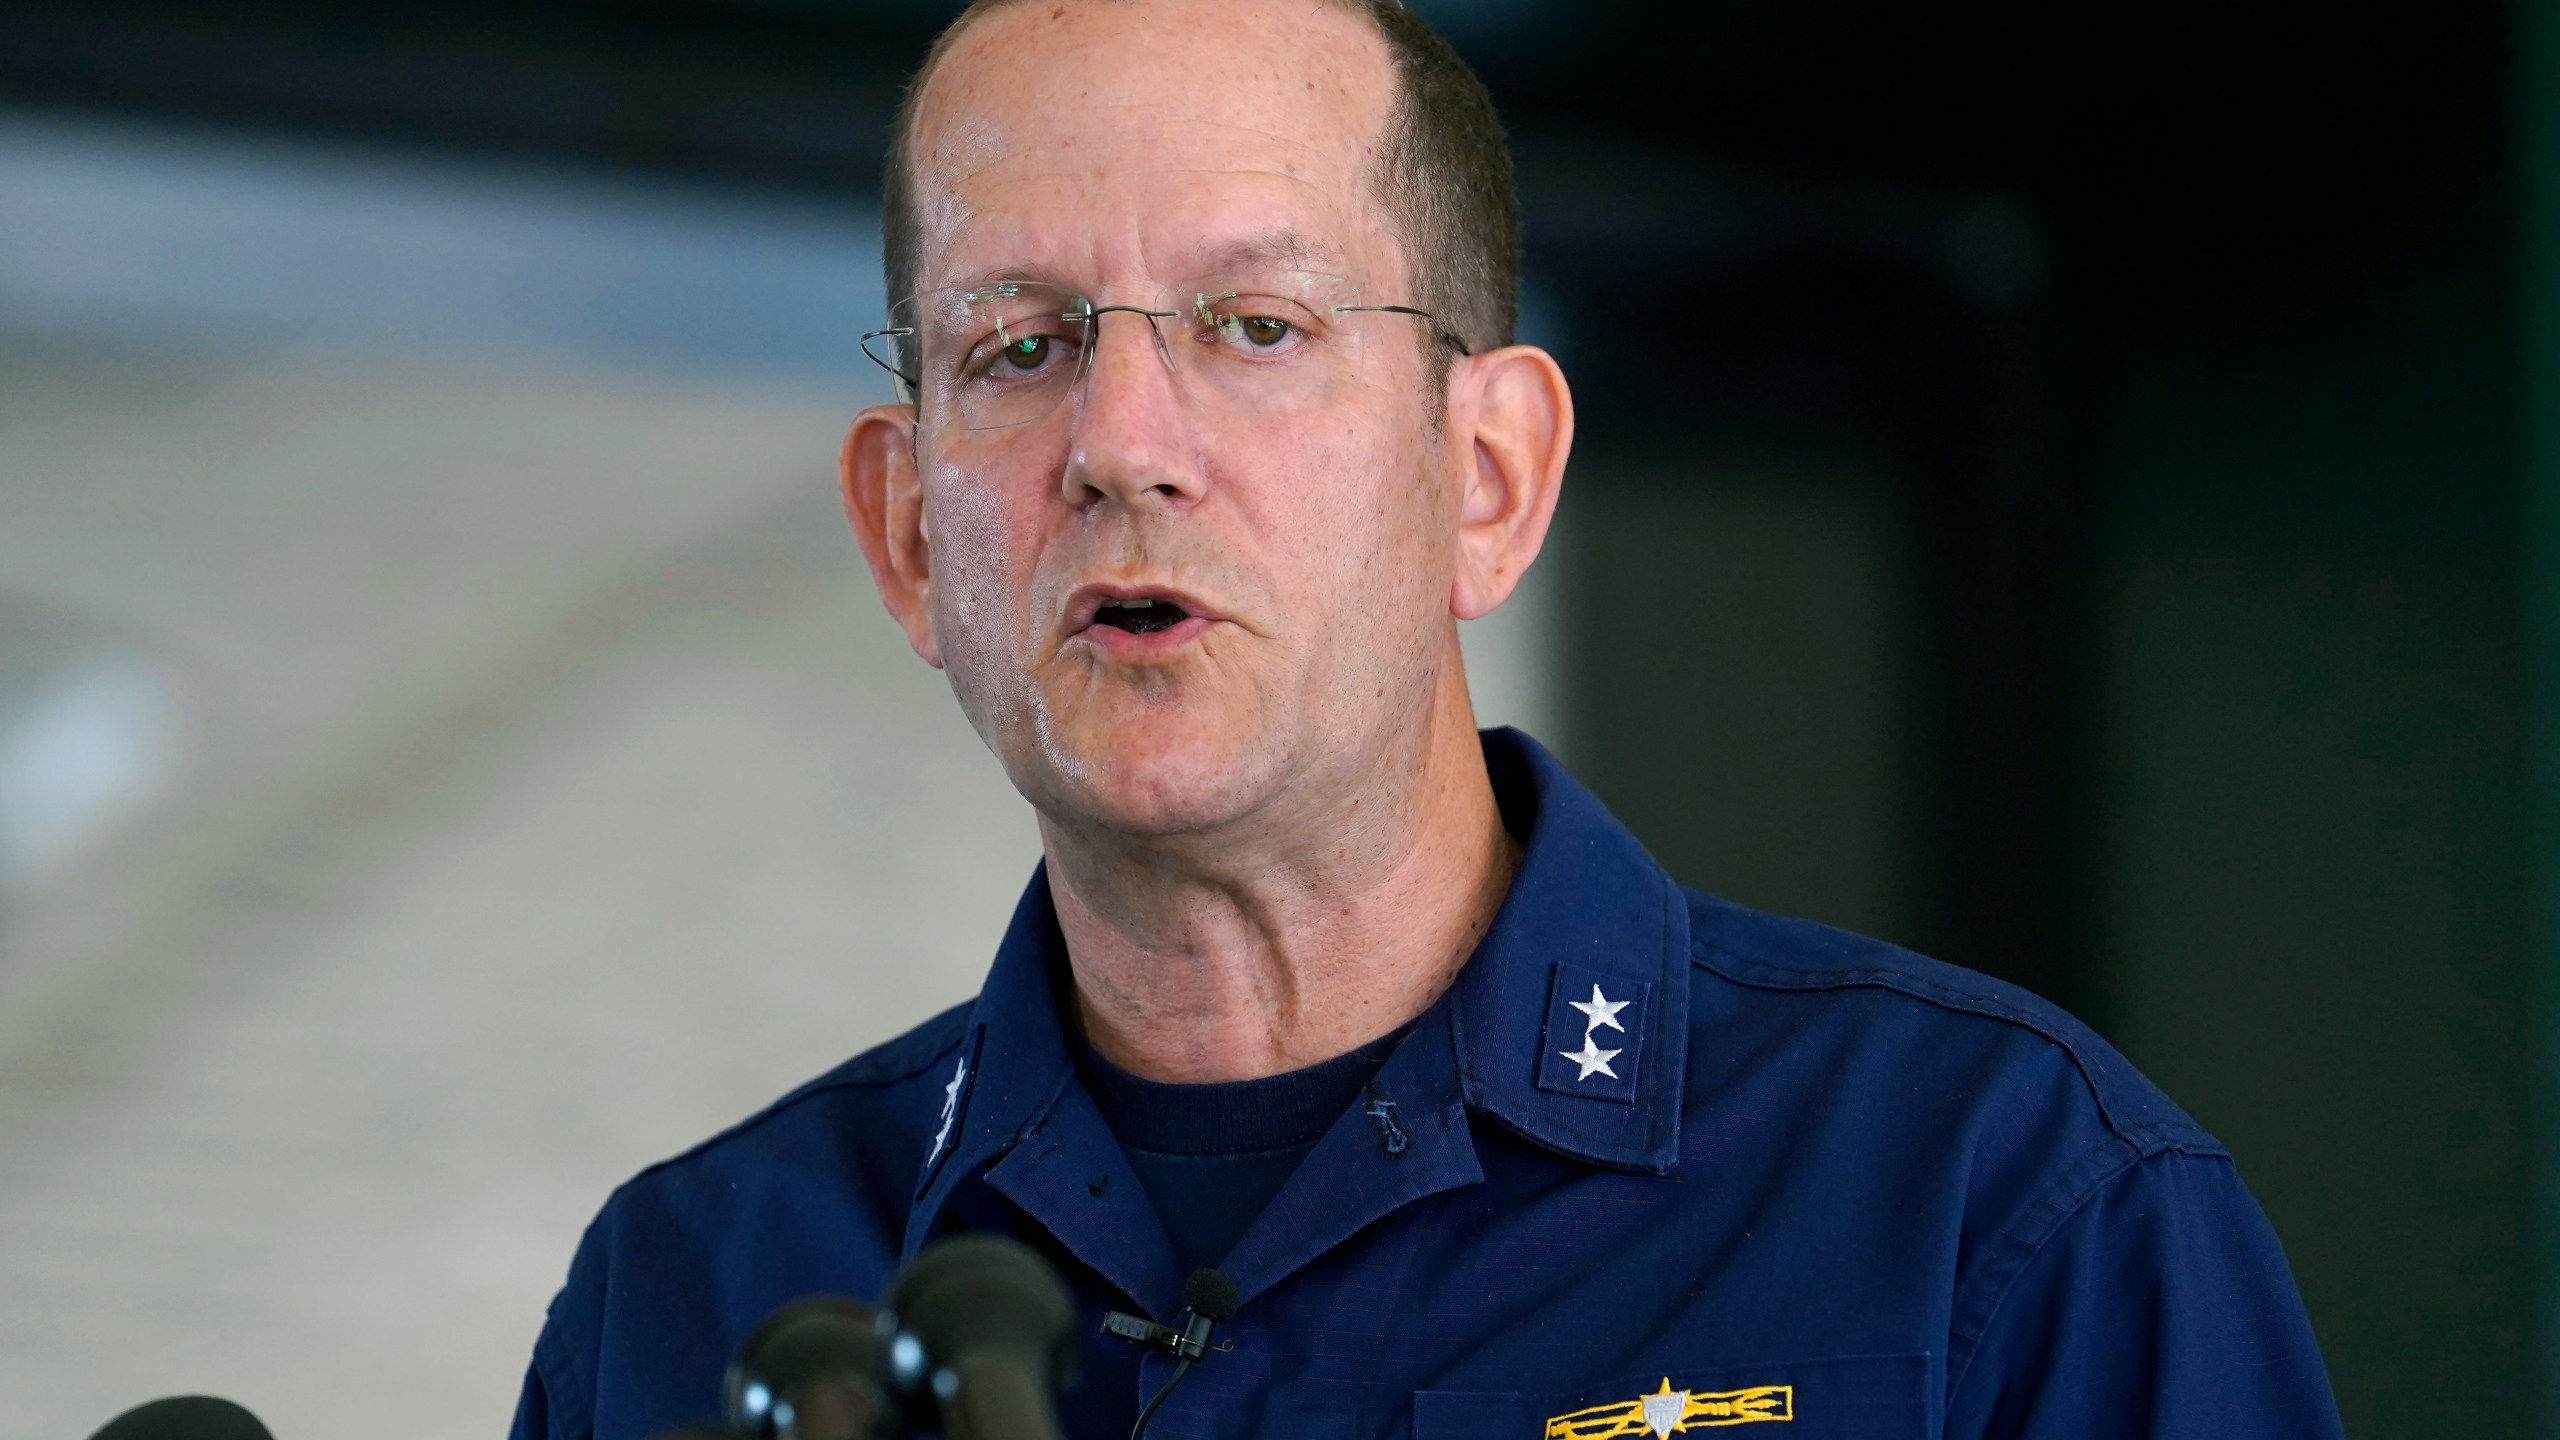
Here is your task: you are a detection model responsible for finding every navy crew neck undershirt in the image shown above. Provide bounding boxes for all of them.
[1072,1025,1410,1276]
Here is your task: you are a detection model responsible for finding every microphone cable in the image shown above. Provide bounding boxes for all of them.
[1126,1358,1189,1440]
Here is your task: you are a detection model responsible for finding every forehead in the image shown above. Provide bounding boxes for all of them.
[909,0,1400,289]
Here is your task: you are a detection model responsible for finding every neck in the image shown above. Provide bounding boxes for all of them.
[1043,657,1518,1084]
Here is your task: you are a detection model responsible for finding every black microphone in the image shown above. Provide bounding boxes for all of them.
[1171,1269,1237,1358]
[1103,1269,1237,1440]
[882,1235,1076,1440]
[722,1295,895,1440]
[86,1397,273,1440]
[1099,1268,1237,1362]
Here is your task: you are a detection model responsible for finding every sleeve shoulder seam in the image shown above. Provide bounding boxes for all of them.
[531,1310,596,1440]
[1943,1144,2238,1400]
[1694,935,2223,1153]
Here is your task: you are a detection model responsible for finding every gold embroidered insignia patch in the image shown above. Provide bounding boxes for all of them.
[1542,1377,1794,1438]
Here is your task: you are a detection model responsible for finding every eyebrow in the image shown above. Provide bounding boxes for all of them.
[944,266,1057,294]
[1192,228,1347,278]
[935,229,1351,297]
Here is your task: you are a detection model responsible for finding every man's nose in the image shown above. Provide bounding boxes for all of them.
[1060,310,1208,511]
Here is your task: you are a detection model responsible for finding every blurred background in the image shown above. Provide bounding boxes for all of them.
[0,0,2544,1435]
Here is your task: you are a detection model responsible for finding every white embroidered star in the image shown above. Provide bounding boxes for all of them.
[928,1056,967,1165]
[1569,983,1630,1035]
[1559,1035,1622,1081]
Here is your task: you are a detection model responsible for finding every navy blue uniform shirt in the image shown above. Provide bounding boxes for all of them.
[512,729,2342,1440]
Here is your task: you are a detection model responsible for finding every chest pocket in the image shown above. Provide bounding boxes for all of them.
[1412,1352,1932,1440]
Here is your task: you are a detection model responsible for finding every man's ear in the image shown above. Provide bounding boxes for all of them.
[840,405,945,668]
[1447,345,1574,621]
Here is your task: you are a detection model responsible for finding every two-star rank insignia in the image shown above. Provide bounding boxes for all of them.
[1536,962,1649,1103]
[1543,1378,1794,1437]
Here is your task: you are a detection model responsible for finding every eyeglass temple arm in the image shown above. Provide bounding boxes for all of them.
[1333,305,1473,357]
[860,325,920,393]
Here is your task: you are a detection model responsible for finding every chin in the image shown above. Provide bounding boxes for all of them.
[1025,700,1291,840]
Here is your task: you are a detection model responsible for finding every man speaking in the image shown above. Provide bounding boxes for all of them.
[511,2,2342,1437]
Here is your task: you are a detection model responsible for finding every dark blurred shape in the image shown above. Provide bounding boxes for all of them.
[1529,141,2074,1006]
[716,1235,1078,1440]
[86,1396,272,1440]
[2529,7,2560,1440]
[884,1235,1075,1440]
[725,1296,892,1440]
[0,1,925,194]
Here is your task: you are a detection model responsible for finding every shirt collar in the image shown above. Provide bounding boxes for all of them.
[903,868,1076,1259]
[1449,727,1690,1173]
[905,727,1690,1257]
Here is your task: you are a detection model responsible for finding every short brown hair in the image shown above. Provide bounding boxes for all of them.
[878,0,1519,355]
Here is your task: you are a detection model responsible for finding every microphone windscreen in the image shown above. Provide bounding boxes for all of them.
[87,1397,273,1440]
[726,1294,888,1440]
[1181,1269,1238,1322]
[887,1234,1075,1371]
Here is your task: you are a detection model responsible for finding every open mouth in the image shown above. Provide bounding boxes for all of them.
[1090,597,1191,635]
